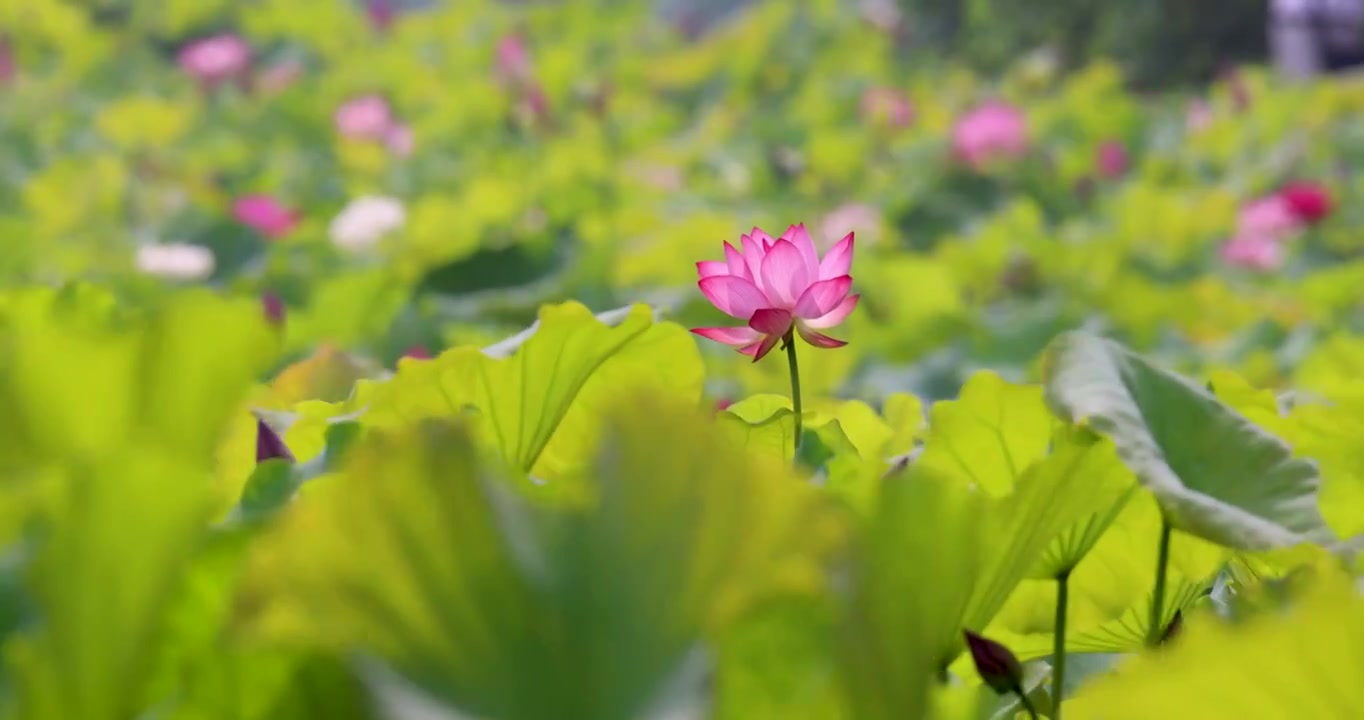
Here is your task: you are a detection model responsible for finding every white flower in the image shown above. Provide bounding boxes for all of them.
[329,195,406,252]
[136,243,215,280]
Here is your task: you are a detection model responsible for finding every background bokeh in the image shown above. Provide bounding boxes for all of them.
[3,3,1364,720]
[3,0,1363,404]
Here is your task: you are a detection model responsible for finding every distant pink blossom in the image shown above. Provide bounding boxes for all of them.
[1095,140,1129,180]
[860,0,903,31]
[385,123,414,156]
[1220,234,1283,272]
[334,95,415,155]
[1237,196,1303,239]
[0,40,14,86]
[177,34,251,86]
[861,87,914,130]
[820,203,881,250]
[952,101,1028,168]
[496,34,533,84]
[365,0,396,31]
[334,95,394,140]
[1278,181,1333,224]
[402,345,433,360]
[1186,99,1213,133]
[233,195,299,239]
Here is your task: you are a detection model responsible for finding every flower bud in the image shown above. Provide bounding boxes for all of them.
[262,292,285,327]
[256,418,295,464]
[963,629,1024,695]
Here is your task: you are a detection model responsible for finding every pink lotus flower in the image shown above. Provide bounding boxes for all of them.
[1186,99,1213,133]
[385,123,414,156]
[233,195,299,239]
[1278,181,1333,224]
[820,203,881,249]
[177,34,251,86]
[334,95,394,140]
[952,101,1028,168]
[496,34,533,84]
[365,0,396,31]
[1095,140,1129,180]
[1236,196,1302,239]
[692,224,858,361]
[1220,234,1283,272]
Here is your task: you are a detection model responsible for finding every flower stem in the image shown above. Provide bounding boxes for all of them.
[784,331,802,458]
[1051,571,1070,719]
[1147,517,1172,647]
[1016,689,1039,720]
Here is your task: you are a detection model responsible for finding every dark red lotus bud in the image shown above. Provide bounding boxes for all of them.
[963,630,1024,695]
[262,292,285,326]
[1159,609,1183,645]
[256,418,294,464]
[1279,182,1332,224]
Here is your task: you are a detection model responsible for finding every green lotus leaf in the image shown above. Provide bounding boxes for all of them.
[240,396,843,720]
[1029,429,1140,579]
[987,492,1227,661]
[918,370,1055,496]
[280,302,703,482]
[0,287,277,467]
[2,447,213,720]
[1065,564,1364,719]
[839,467,978,720]
[1042,331,1335,551]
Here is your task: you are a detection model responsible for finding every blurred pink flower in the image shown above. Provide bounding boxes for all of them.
[1095,140,1129,180]
[820,203,881,250]
[0,40,14,86]
[402,345,433,360]
[178,34,251,86]
[233,195,299,239]
[952,101,1028,168]
[496,33,533,84]
[691,224,858,361]
[1220,234,1283,272]
[365,0,396,31]
[1186,99,1213,133]
[860,0,903,32]
[262,292,286,326]
[1278,181,1333,224]
[1237,196,1302,239]
[385,123,414,156]
[334,95,394,140]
